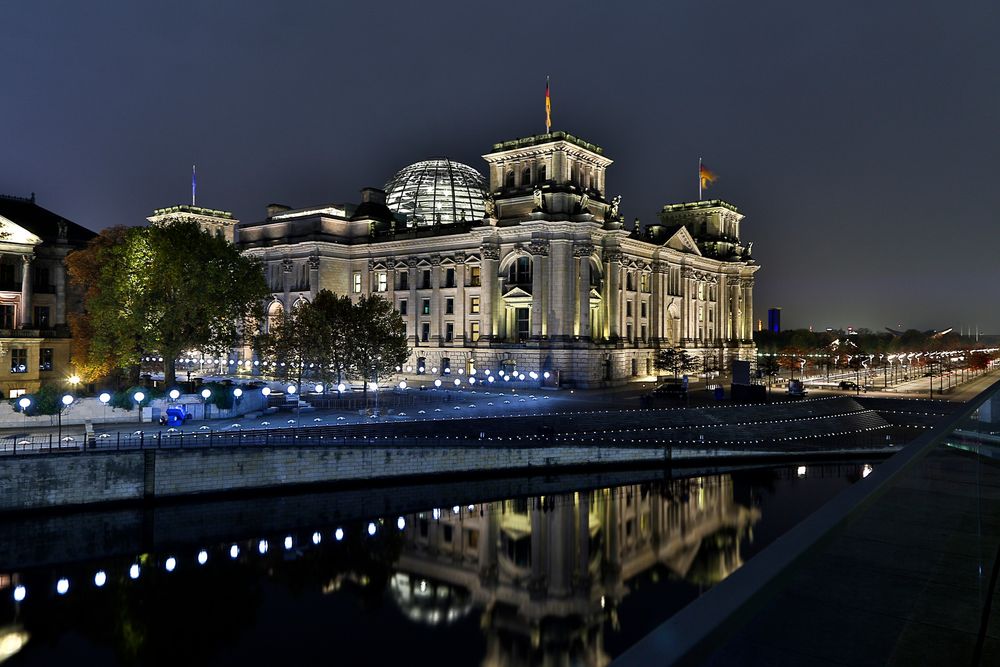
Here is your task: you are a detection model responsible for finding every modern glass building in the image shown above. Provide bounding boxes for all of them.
[384,158,487,227]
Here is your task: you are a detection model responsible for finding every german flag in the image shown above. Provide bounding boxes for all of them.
[699,162,717,190]
[545,77,552,133]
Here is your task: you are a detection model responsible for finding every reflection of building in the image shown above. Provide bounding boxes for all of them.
[0,194,94,396]
[236,128,759,387]
[389,476,760,667]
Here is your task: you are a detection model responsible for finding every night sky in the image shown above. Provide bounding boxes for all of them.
[2,1,997,332]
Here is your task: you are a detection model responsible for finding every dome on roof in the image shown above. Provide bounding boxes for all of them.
[384,159,487,227]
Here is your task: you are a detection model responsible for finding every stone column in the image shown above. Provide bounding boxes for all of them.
[281,257,292,310]
[455,261,466,343]
[605,251,622,340]
[576,244,593,339]
[430,257,441,344]
[308,254,320,300]
[529,241,547,338]
[20,254,33,328]
[481,245,499,341]
[744,278,754,341]
[548,241,570,339]
[680,268,691,343]
[650,263,662,342]
[408,260,418,344]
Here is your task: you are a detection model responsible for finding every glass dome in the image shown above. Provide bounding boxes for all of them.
[384,159,487,227]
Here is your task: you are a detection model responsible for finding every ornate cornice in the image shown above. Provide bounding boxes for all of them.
[481,245,501,260]
[527,240,549,256]
[573,243,594,258]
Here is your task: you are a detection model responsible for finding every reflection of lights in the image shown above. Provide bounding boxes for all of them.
[94,571,107,587]
[129,564,140,580]
[197,550,208,565]
[0,627,30,661]
[258,539,269,554]
[337,383,346,393]
[432,508,441,520]
[367,522,377,536]
[56,579,69,595]
[600,595,606,609]
[452,506,460,514]
[862,464,873,478]
[12,585,26,602]
[335,528,344,541]
[165,557,177,572]
[434,379,442,388]
[397,517,406,530]
[284,536,293,550]
[453,379,461,387]
[312,531,322,545]
[229,545,240,559]
[797,466,807,478]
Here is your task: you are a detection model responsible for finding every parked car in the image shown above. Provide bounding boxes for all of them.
[650,379,688,399]
[838,380,858,391]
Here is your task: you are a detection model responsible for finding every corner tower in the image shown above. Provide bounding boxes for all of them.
[482,131,615,222]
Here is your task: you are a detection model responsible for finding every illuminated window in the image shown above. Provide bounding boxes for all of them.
[469,266,481,286]
[470,321,480,342]
[353,272,362,293]
[376,272,388,292]
[470,297,480,314]
[422,299,430,315]
[10,348,27,374]
[697,282,705,300]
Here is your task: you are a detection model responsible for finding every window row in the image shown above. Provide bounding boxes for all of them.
[397,296,481,316]
[0,305,52,329]
[354,267,484,294]
[9,347,54,374]
[413,321,482,343]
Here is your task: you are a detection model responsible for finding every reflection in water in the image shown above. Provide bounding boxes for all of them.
[0,465,866,666]
[392,476,759,667]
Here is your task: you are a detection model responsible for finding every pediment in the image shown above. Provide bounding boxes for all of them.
[464,254,481,264]
[415,259,433,268]
[663,226,702,255]
[501,286,532,299]
[0,214,43,249]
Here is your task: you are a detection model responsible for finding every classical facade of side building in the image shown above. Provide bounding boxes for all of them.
[236,129,759,387]
[0,194,95,396]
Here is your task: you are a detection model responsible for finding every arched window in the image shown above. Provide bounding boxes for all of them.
[507,256,532,285]
[521,167,531,185]
[266,301,284,333]
[505,171,515,188]
[538,164,546,182]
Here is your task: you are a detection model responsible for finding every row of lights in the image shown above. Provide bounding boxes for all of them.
[10,518,413,603]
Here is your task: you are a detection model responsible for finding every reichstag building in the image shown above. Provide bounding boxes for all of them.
[222,129,758,387]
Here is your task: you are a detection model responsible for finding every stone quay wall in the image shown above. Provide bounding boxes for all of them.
[0,443,671,513]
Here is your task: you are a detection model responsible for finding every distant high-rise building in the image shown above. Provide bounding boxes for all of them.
[768,307,781,333]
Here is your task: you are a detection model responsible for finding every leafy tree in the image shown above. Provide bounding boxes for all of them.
[66,226,133,384]
[71,220,268,386]
[655,347,697,377]
[348,294,409,398]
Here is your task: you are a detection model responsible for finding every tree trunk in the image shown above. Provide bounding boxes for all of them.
[164,357,177,388]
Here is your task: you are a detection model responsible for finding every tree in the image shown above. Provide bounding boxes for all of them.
[655,347,697,378]
[71,220,268,386]
[66,226,133,384]
[348,295,409,399]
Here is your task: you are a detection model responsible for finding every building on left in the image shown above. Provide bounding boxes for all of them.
[0,194,95,397]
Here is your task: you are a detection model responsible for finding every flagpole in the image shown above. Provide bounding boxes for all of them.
[192,164,196,206]
[698,157,702,201]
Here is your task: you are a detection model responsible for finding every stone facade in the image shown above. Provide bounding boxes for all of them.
[237,130,759,387]
[0,194,94,396]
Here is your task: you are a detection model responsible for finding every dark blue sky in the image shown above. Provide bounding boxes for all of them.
[2,1,997,332]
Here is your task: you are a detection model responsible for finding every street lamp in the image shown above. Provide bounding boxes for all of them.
[168,389,180,401]
[133,391,145,423]
[18,396,30,431]
[200,388,211,419]
[58,394,74,444]
[99,392,111,424]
